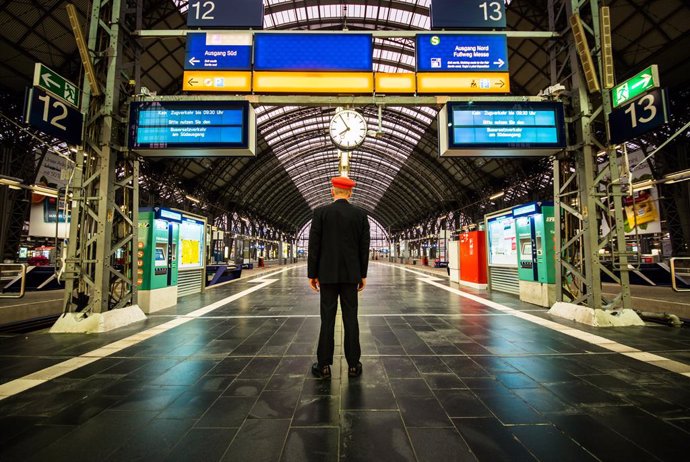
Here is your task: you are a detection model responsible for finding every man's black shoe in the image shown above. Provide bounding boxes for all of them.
[348,362,362,378]
[311,362,331,379]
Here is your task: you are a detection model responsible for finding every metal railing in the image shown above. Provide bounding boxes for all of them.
[0,264,27,299]
[670,257,690,292]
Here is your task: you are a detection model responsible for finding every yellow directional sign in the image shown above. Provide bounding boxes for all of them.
[417,72,510,94]
[182,71,252,92]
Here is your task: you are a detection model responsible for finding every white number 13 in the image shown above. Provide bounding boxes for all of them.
[624,94,657,129]
[479,1,503,21]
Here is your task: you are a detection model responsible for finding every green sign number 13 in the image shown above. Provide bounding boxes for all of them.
[624,94,657,129]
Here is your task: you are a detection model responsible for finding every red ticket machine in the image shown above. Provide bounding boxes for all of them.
[459,231,488,289]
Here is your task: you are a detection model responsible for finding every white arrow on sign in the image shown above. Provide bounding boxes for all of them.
[188,57,200,66]
[494,58,505,68]
[41,73,59,89]
[632,73,652,89]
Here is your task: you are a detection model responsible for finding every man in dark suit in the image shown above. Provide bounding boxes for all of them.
[308,176,370,379]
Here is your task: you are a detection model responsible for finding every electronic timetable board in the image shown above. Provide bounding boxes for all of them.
[438,101,566,157]
[128,100,256,157]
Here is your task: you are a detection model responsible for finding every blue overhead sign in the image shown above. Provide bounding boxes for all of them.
[128,101,255,156]
[416,34,509,72]
[185,32,252,70]
[186,0,264,28]
[25,87,84,145]
[430,0,507,29]
[254,33,373,72]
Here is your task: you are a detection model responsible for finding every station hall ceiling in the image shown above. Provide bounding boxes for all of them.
[1,0,689,234]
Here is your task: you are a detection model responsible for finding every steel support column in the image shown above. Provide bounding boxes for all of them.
[62,0,139,314]
[553,0,631,310]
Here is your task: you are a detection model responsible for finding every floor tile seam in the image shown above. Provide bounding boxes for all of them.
[0,272,287,401]
[395,265,690,381]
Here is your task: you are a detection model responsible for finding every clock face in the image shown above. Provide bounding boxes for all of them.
[329,110,367,150]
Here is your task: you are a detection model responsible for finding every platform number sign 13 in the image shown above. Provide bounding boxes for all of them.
[430,0,507,29]
[608,87,669,144]
[25,87,84,146]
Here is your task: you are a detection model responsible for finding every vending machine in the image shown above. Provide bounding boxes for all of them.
[513,202,556,306]
[137,207,181,313]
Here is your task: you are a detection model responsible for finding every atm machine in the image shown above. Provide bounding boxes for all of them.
[513,202,556,307]
[137,207,180,313]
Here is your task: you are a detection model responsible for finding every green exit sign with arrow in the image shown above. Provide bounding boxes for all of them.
[32,63,80,107]
[611,65,660,109]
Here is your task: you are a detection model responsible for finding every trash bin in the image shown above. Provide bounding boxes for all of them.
[258,257,264,268]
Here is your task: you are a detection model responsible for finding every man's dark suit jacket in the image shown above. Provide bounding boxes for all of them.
[308,199,370,284]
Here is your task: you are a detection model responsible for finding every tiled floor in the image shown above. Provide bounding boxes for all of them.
[1,263,689,461]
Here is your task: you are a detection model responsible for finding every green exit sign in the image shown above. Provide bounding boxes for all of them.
[32,63,80,107]
[612,65,660,109]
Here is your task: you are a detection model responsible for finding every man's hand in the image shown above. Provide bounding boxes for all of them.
[358,278,367,292]
[309,278,320,292]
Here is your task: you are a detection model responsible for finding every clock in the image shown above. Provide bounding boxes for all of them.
[329,109,367,150]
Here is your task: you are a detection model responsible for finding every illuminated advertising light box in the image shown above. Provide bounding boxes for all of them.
[438,101,566,157]
[416,34,509,72]
[128,100,256,157]
[487,214,517,267]
[254,33,373,71]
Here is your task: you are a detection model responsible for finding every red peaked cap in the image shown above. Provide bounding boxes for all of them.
[331,176,356,190]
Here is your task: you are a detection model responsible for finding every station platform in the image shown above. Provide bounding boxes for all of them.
[0,263,689,461]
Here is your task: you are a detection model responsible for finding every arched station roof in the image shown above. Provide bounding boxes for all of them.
[1,0,689,234]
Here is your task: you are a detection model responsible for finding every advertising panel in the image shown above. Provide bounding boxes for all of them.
[179,217,205,269]
[487,214,517,267]
[29,152,71,238]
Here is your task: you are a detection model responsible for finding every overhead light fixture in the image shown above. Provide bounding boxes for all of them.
[185,195,200,203]
[30,184,59,197]
[599,6,615,89]
[663,169,690,184]
[631,179,655,192]
[570,13,601,93]
[489,191,505,200]
[0,175,22,187]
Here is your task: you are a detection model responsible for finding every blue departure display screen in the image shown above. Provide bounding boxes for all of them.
[254,34,373,71]
[128,101,249,150]
[417,34,509,72]
[447,102,566,149]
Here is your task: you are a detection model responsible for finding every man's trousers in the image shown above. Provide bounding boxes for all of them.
[317,283,361,368]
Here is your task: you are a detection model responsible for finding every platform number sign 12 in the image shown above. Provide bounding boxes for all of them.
[186,0,264,28]
[25,87,84,146]
[189,1,215,21]
[608,87,669,144]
